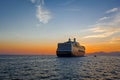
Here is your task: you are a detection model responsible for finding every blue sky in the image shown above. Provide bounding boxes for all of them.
[0,0,120,54]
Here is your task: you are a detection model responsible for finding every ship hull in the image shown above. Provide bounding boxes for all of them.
[56,51,85,57]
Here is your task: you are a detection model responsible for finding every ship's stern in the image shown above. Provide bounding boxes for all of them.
[56,43,72,57]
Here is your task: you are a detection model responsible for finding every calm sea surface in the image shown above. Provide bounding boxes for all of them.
[0,55,120,80]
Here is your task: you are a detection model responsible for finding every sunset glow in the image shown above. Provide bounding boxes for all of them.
[0,0,120,55]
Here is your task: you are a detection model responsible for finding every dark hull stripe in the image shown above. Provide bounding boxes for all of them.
[56,51,85,57]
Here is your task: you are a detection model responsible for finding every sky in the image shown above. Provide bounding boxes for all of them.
[0,0,120,55]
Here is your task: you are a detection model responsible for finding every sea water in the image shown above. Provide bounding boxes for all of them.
[0,55,120,80]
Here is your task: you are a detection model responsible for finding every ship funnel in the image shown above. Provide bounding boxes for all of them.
[69,38,71,42]
[74,38,76,42]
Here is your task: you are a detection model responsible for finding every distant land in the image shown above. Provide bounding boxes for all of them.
[88,51,120,56]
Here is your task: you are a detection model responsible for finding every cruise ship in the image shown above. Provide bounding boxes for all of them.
[56,38,85,57]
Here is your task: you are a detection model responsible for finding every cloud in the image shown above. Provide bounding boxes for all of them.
[84,28,119,38]
[30,0,51,24]
[110,37,120,44]
[98,16,110,22]
[89,27,106,33]
[106,8,118,14]
[31,0,44,5]
[36,6,51,24]
[84,9,120,38]
[31,0,36,3]
[84,34,110,38]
